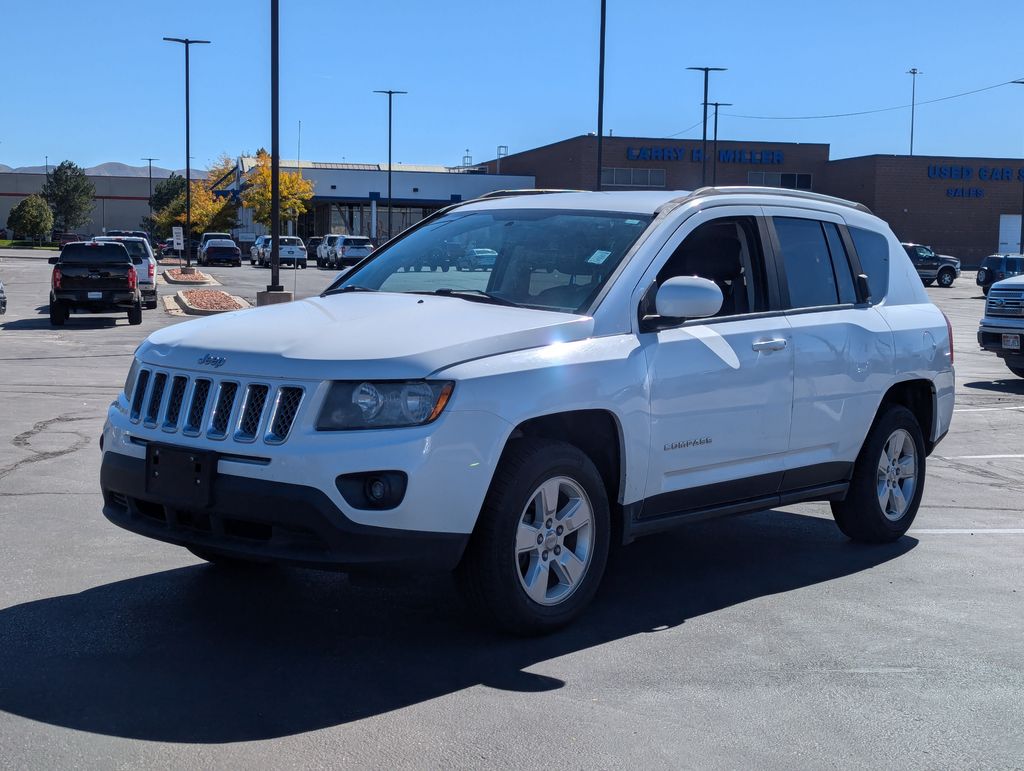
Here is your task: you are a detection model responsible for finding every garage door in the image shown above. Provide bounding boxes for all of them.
[999,214,1022,252]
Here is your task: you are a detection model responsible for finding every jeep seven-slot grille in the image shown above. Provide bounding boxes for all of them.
[129,368,303,445]
[267,387,303,443]
[986,288,1024,318]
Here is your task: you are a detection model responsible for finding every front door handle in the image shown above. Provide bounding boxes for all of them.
[752,338,788,352]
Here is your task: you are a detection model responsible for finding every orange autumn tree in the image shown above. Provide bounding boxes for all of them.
[153,153,239,239]
[240,149,314,228]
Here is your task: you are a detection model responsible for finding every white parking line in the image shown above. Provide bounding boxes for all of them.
[954,406,1024,413]
[911,528,1024,534]
[937,454,1024,460]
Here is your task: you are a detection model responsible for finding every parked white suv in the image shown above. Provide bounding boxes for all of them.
[317,234,341,267]
[977,274,1024,378]
[100,188,955,633]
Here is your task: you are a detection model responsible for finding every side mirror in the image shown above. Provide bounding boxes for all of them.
[655,276,723,319]
[47,256,58,265]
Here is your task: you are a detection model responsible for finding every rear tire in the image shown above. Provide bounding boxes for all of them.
[49,301,66,326]
[457,438,610,635]
[127,302,143,326]
[831,405,925,543]
[937,268,955,287]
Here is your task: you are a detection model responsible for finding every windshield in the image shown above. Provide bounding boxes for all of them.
[326,208,651,313]
[1007,257,1024,272]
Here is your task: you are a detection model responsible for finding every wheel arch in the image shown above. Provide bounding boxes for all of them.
[879,378,938,453]
[499,409,627,545]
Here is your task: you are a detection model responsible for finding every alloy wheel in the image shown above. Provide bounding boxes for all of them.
[876,428,917,521]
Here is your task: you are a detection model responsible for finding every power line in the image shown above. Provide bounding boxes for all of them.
[666,119,704,138]
[722,76,1024,121]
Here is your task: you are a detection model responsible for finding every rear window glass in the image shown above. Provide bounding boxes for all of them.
[343,238,371,246]
[208,245,237,253]
[849,226,890,301]
[1007,257,1024,272]
[279,237,303,246]
[60,243,131,264]
[97,238,146,263]
[981,256,1001,269]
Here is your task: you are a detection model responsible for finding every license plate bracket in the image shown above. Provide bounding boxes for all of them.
[1002,333,1021,351]
[145,444,216,507]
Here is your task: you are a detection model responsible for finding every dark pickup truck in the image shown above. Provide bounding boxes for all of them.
[48,241,143,326]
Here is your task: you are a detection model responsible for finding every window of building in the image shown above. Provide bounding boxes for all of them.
[773,217,839,308]
[849,226,890,301]
[601,167,667,188]
[748,171,812,190]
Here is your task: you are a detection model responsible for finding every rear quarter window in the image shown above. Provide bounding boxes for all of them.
[849,226,890,301]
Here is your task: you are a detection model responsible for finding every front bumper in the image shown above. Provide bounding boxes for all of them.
[978,322,1024,362]
[100,450,468,571]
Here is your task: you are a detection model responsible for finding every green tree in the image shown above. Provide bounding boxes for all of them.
[150,172,186,213]
[6,194,54,241]
[40,160,95,233]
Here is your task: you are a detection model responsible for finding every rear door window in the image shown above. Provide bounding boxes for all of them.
[773,217,839,308]
[849,226,890,301]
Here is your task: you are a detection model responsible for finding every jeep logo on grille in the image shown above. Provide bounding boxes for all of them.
[197,354,227,368]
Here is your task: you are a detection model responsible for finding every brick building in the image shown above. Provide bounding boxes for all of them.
[486,135,1024,266]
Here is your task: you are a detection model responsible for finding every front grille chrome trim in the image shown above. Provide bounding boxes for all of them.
[265,386,304,444]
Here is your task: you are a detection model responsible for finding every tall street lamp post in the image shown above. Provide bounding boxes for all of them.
[1014,80,1024,254]
[163,36,209,271]
[705,101,732,186]
[687,66,727,187]
[907,68,922,156]
[141,157,158,236]
[596,0,606,191]
[373,89,407,242]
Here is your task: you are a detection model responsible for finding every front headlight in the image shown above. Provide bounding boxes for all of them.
[316,381,454,430]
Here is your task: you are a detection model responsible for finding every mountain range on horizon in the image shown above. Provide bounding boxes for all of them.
[0,161,207,178]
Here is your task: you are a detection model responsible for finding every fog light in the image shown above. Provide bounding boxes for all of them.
[367,477,387,502]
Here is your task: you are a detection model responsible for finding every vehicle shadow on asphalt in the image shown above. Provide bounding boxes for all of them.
[0,509,915,743]
[0,316,122,330]
[962,379,1024,395]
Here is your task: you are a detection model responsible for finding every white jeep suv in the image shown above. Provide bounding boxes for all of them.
[100,188,955,634]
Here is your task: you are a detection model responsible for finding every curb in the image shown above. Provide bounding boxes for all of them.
[174,290,250,316]
[161,271,220,286]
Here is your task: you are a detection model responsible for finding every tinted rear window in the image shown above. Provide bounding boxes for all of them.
[849,226,890,301]
[280,237,303,246]
[343,237,371,246]
[982,256,1002,269]
[60,244,131,264]
[97,239,146,262]
[1007,257,1024,272]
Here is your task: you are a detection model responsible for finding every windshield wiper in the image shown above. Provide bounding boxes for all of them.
[322,284,377,297]
[410,288,518,307]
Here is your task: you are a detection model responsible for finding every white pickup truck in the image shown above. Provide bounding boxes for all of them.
[100,188,955,634]
[978,274,1024,378]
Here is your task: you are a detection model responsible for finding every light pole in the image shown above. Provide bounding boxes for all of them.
[687,66,727,187]
[596,0,606,191]
[705,102,732,186]
[1014,80,1024,254]
[141,157,158,236]
[164,36,209,270]
[907,68,922,156]
[373,89,407,242]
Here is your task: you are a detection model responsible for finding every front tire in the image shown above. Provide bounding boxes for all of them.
[937,268,955,287]
[458,438,610,635]
[831,405,925,543]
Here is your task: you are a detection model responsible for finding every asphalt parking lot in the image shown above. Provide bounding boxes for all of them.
[0,249,1021,767]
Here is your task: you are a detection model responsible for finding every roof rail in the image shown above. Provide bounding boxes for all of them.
[684,186,873,214]
[473,188,584,200]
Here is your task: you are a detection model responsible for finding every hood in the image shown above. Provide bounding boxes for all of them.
[140,292,595,380]
[938,254,960,264]
[992,274,1024,290]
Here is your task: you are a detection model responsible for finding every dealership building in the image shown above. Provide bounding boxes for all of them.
[485,135,1024,266]
[4,137,1022,264]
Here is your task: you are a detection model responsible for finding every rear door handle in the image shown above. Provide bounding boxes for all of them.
[752,338,788,352]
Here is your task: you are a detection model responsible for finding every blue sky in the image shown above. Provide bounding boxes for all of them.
[3,0,1024,171]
